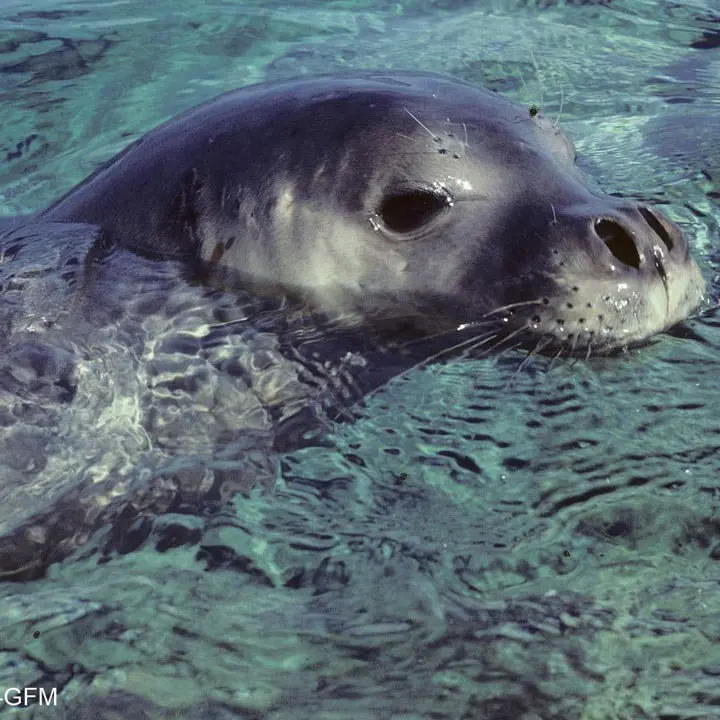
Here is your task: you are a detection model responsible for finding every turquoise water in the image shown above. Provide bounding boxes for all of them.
[0,0,719,718]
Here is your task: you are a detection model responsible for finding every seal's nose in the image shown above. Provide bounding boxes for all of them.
[591,205,688,284]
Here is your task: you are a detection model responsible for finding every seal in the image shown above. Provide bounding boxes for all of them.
[0,71,707,581]
[25,70,704,355]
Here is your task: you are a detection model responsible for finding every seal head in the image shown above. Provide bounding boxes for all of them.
[40,71,705,354]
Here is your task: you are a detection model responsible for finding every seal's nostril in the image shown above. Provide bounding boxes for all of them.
[594,218,641,269]
[638,207,674,252]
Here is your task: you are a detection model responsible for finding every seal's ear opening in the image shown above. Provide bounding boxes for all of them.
[378,189,450,234]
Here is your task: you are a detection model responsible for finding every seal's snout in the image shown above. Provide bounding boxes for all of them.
[524,199,706,353]
[591,204,686,282]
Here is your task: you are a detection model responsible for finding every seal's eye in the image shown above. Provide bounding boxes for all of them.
[378,190,450,234]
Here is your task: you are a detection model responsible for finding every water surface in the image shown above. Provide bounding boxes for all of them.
[0,1,719,718]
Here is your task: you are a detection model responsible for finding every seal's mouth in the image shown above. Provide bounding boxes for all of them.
[340,243,707,360]
[480,257,708,357]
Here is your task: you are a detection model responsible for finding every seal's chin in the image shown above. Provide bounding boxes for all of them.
[498,262,707,356]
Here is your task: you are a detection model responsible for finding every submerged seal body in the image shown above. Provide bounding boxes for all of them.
[31,70,704,354]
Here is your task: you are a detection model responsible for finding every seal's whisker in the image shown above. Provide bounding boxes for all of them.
[364,328,501,400]
[397,323,496,350]
[462,121,469,172]
[531,334,556,358]
[492,340,524,365]
[525,45,544,108]
[562,334,585,370]
[547,342,566,372]
[403,108,437,140]
[422,328,504,362]
[511,335,554,381]
[471,325,528,359]
[458,332,507,360]
[554,86,564,129]
[504,336,546,389]
[568,332,580,357]
[517,63,533,99]
[481,298,545,318]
